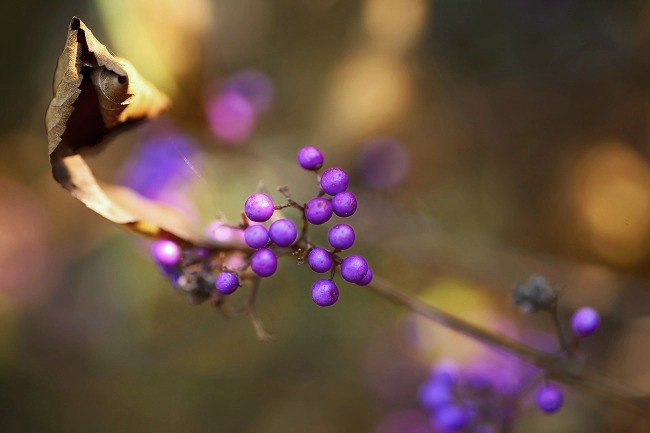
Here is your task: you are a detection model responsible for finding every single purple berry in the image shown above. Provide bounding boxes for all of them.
[331,191,357,217]
[340,255,369,283]
[307,248,333,273]
[535,385,564,414]
[305,197,333,225]
[151,240,181,266]
[311,279,339,306]
[433,404,471,431]
[328,224,355,250]
[268,218,297,247]
[244,224,269,249]
[320,167,349,195]
[250,248,278,277]
[571,307,600,337]
[244,193,274,222]
[355,267,373,286]
[297,146,324,170]
[215,272,239,294]
[418,380,452,409]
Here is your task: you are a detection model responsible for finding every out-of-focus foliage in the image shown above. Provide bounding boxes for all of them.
[0,0,650,432]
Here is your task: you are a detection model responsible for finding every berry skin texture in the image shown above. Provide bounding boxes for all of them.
[268,218,298,247]
[307,248,333,273]
[244,224,269,249]
[250,248,278,277]
[571,307,600,337]
[244,193,275,222]
[311,279,339,306]
[305,197,333,225]
[535,385,564,414]
[340,255,369,283]
[355,267,373,286]
[328,224,355,250]
[151,240,181,266]
[297,146,324,170]
[215,272,240,294]
[320,167,349,195]
[331,192,357,217]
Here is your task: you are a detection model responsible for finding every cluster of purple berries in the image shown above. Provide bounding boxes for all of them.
[149,145,371,309]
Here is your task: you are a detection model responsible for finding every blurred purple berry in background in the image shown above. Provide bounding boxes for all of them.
[305,197,333,225]
[571,306,600,337]
[307,248,333,273]
[244,224,269,249]
[151,240,181,267]
[328,223,356,250]
[215,272,240,295]
[357,137,409,190]
[251,248,278,277]
[297,146,325,170]
[341,255,369,283]
[268,219,298,247]
[311,279,339,306]
[206,91,256,144]
[320,167,349,195]
[222,69,274,114]
[205,220,245,244]
[535,384,564,413]
[120,129,199,200]
[433,404,472,431]
[244,193,275,222]
[331,191,357,217]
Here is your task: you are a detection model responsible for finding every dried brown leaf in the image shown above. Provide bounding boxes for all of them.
[45,17,202,246]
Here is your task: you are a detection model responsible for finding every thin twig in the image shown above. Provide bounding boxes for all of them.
[365,276,650,418]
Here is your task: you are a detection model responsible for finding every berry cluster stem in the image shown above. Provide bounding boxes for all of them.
[364,275,650,418]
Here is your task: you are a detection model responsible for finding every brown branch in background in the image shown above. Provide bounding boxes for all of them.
[366,276,650,418]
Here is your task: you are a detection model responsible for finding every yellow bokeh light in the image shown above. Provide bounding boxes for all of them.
[362,0,429,53]
[573,141,650,265]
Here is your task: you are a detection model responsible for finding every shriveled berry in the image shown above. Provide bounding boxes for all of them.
[244,193,274,222]
[244,224,269,249]
[151,240,181,267]
[571,307,600,337]
[215,272,239,294]
[340,255,368,283]
[297,146,324,170]
[331,191,357,217]
[328,224,355,250]
[307,248,333,273]
[320,167,349,195]
[268,218,297,247]
[311,279,339,306]
[305,197,333,225]
[535,385,563,414]
[250,248,278,277]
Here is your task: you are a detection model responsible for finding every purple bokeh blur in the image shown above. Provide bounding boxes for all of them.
[357,137,410,189]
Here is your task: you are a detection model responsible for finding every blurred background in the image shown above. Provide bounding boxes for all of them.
[1,0,650,431]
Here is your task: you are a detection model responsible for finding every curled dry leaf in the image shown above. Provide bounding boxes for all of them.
[45,17,210,247]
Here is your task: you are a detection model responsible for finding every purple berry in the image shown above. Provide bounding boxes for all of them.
[268,218,297,247]
[418,380,452,409]
[215,272,239,294]
[307,248,333,273]
[297,146,324,170]
[355,267,373,286]
[311,279,339,306]
[571,307,600,337]
[320,167,349,195]
[244,224,269,249]
[535,385,564,413]
[340,255,368,283]
[244,193,274,222]
[328,224,355,250]
[305,197,333,225]
[331,191,357,217]
[151,240,181,266]
[433,404,471,431]
[250,248,278,277]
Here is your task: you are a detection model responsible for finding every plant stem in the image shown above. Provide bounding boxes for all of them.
[366,276,650,418]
